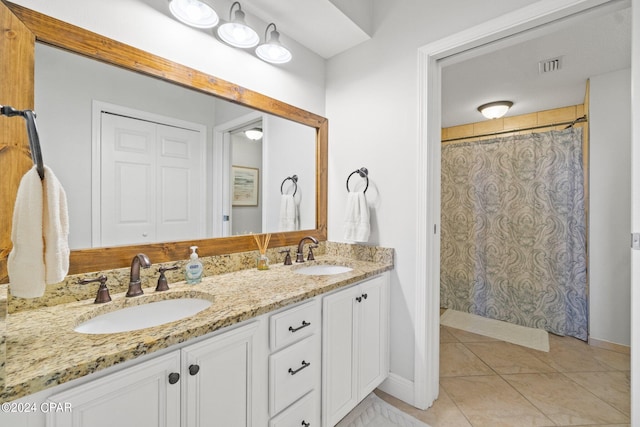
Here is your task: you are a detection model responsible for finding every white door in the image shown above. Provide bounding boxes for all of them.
[322,286,357,427]
[100,113,203,246]
[46,352,181,427]
[181,322,259,427]
[357,276,388,396]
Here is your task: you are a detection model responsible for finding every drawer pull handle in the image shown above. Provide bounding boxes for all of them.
[168,372,180,385]
[288,360,311,375]
[301,421,310,427]
[289,320,311,333]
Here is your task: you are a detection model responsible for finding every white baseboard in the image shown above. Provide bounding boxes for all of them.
[377,372,415,406]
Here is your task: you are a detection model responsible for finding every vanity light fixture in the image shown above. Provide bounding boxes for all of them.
[244,128,263,140]
[217,1,259,48]
[168,0,219,29]
[256,23,292,64]
[477,101,513,119]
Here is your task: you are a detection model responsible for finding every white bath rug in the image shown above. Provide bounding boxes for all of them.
[336,393,432,427]
[440,309,549,352]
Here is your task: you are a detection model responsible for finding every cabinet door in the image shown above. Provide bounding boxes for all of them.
[46,352,181,427]
[182,321,259,427]
[322,285,357,427]
[356,275,389,396]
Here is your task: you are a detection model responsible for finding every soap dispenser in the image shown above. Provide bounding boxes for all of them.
[185,246,203,284]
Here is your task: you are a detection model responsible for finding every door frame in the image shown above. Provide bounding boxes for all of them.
[414,0,635,412]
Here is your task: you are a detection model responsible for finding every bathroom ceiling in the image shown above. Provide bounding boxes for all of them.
[440,3,632,127]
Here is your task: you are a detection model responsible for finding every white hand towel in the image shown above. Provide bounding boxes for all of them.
[343,191,370,242]
[43,165,70,284]
[8,165,70,298]
[279,193,298,231]
[8,166,46,298]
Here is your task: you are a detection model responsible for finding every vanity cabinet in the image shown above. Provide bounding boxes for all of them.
[46,321,260,427]
[321,274,389,427]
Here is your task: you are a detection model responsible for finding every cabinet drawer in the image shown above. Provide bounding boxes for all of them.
[269,391,318,427]
[270,335,317,415]
[270,299,319,351]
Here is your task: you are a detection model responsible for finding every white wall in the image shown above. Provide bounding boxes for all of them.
[589,68,632,346]
[325,0,536,399]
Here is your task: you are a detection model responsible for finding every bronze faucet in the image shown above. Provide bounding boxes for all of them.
[296,236,319,263]
[126,253,151,297]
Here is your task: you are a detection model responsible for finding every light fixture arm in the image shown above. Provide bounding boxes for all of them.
[264,22,277,40]
[229,1,242,19]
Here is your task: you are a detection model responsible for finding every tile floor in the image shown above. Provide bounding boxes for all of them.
[377,320,631,427]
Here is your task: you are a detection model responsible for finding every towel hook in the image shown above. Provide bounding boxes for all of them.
[280,174,298,196]
[346,167,369,193]
[1,105,45,180]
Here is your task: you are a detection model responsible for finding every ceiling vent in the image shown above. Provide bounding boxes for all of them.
[539,56,562,74]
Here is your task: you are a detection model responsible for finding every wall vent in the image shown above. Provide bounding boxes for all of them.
[539,56,562,74]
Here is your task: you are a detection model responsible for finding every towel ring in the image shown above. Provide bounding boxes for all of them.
[280,175,298,196]
[1,105,45,180]
[346,167,369,193]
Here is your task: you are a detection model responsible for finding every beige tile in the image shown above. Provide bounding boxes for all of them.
[535,337,612,372]
[440,343,494,377]
[376,388,472,427]
[590,347,631,371]
[564,371,630,416]
[465,341,556,374]
[503,373,629,425]
[445,327,500,343]
[441,375,553,427]
[440,326,459,343]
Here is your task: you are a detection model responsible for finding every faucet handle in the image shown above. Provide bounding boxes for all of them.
[78,275,111,304]
[156,265,179,292]
[279,249,292,265]
[307,245,318,261]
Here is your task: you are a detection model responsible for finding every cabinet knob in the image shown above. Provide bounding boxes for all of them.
[189,364,200,376]
[362,293,368,300]
[356,296,362,303]
[301,421,310,427]
[168,372,180,384]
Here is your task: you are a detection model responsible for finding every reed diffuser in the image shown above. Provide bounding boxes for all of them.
[253,233,271,270]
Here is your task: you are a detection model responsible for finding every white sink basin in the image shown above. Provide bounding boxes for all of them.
[75,298,212,334]
[294,265,353,276]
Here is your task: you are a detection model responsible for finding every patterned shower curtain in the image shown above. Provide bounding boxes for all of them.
[440,127,587,340]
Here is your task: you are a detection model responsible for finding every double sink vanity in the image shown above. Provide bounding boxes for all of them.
[1,241,393,427]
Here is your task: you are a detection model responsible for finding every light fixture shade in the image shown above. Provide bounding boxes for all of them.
[217,2,259,48]
[256,23,292,64]
[244,128,263,140]
[478,101,513,119]
[169,0,219,29]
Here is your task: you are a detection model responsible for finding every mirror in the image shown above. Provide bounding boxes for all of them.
[35,43,317,249]
[0,1,327,282]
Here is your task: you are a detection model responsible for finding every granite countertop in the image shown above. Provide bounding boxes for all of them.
[1,254,392,402]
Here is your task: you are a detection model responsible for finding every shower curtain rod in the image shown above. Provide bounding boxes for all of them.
[442,115,587,143]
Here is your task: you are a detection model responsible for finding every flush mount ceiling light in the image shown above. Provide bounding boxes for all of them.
[256,23,292,64]
[244,128,263,140]
[477,101,513,119]
[217,1,259,48]
[168,0,219,29]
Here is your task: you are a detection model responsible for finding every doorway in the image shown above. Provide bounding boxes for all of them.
[414,1,637,421]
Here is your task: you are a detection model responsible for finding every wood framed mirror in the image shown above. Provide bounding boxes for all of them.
[0,1,328,283]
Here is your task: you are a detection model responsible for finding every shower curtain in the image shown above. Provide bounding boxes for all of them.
[440,127,587,340]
